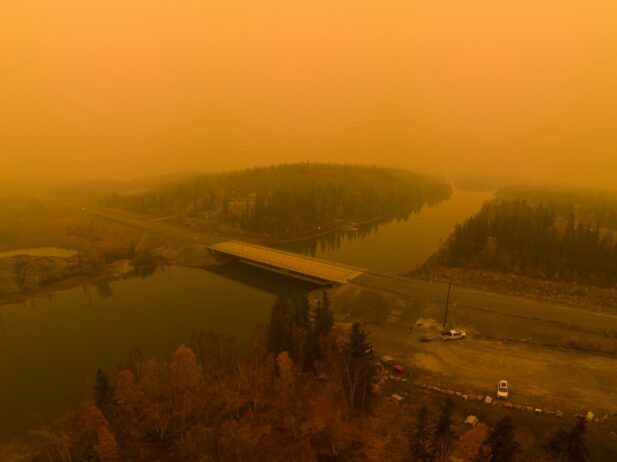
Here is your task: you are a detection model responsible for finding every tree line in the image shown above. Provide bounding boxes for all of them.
[497,185,617,231]
[103,163,452,238]
[431,194,617,285]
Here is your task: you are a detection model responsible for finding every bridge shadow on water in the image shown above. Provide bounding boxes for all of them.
[204,261,322,294]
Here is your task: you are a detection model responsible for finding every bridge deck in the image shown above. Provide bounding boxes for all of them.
[208,240,365,284]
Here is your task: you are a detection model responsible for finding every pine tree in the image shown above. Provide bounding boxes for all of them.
[291,290,310,330]
[267,295,292,356]
[267,292,313,361]
[408,405,431,462]
[544,417,590,462]
[432,398,454,462]
[344,322,373,357]
[484,416,520,462]
[302,330,318,372]
[94,368,113,410]
[341,323,375,413]
[314,291,334,341]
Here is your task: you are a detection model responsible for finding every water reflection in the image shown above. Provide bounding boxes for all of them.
[206,261,318,293]
[0,265,290,440]
[279,188,493,274]
[284,209,424,257]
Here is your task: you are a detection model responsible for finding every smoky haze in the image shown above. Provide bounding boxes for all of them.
[1,0,616,187]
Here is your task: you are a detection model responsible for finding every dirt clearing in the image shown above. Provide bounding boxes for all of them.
[370,324,617,415]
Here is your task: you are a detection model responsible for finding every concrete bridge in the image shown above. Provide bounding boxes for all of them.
[208,240,365,285]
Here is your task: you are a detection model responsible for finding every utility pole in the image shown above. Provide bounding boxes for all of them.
[443,274,452,331]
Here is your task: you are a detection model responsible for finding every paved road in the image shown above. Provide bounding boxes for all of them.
[354,272,617,332]
[47,197,617,332]
[45,198,225,246]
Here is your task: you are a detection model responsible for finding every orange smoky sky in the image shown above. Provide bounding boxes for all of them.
[1,0,616,186]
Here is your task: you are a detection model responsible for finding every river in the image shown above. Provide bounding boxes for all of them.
[0,188,490,440]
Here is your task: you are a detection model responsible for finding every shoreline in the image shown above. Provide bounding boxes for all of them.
[0,260,136,308]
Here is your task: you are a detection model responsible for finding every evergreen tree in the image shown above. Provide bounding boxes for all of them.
[290,290,310,330]
[267,295,293,356]
[314,291,334,340]
[484,416,520,462]
[544,418,590,462]
[267,292,313,361]
[94,368,113,410]
[408,404,432,462]
[432,398,454,462]
[344,322,373,357]
[341,323,375,413]
[302,330,318,372]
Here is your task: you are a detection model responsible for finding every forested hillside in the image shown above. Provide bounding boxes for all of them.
[497,185,617,231]
[426,186,617,285]
[103,164,452,239]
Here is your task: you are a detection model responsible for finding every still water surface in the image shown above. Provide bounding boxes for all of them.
[0,188,490,439]
[281,189,492,274]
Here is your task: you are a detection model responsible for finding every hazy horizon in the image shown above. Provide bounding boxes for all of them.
[2,1,616,188]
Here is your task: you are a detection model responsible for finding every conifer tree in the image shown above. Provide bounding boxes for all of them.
[432,398,454,462]
[302,330,318,372]
[94,368,113,410]
[408,404,432,462]
[484,416,520,462]
[314,291,334,340]
[544,417,590,462]
[291,290,310,330]
[341,323,375,413]
[267,295,293,356]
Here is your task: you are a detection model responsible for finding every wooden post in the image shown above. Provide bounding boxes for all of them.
[443,274,452,331]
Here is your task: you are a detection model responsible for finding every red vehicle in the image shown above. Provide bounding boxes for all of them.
[393,364,405,374]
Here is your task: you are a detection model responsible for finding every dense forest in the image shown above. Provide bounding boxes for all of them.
[103,164,452,239]
[497,185,617,231]
[428,186,617,285]
[12,293,593,462]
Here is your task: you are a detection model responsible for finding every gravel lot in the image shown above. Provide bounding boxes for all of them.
[369,324,617,415]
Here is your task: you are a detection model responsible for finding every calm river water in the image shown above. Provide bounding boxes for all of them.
[0,188,490,439]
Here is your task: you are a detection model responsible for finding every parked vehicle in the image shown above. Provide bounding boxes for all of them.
[440,329,466,341]
[497,380,509,399]
[392,364,405,374]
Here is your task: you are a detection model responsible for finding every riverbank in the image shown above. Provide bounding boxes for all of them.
[0,238,222,308]
[0,258,134,307]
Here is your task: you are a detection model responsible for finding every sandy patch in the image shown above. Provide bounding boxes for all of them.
[411,352,447,373]
[0,247,78,259]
